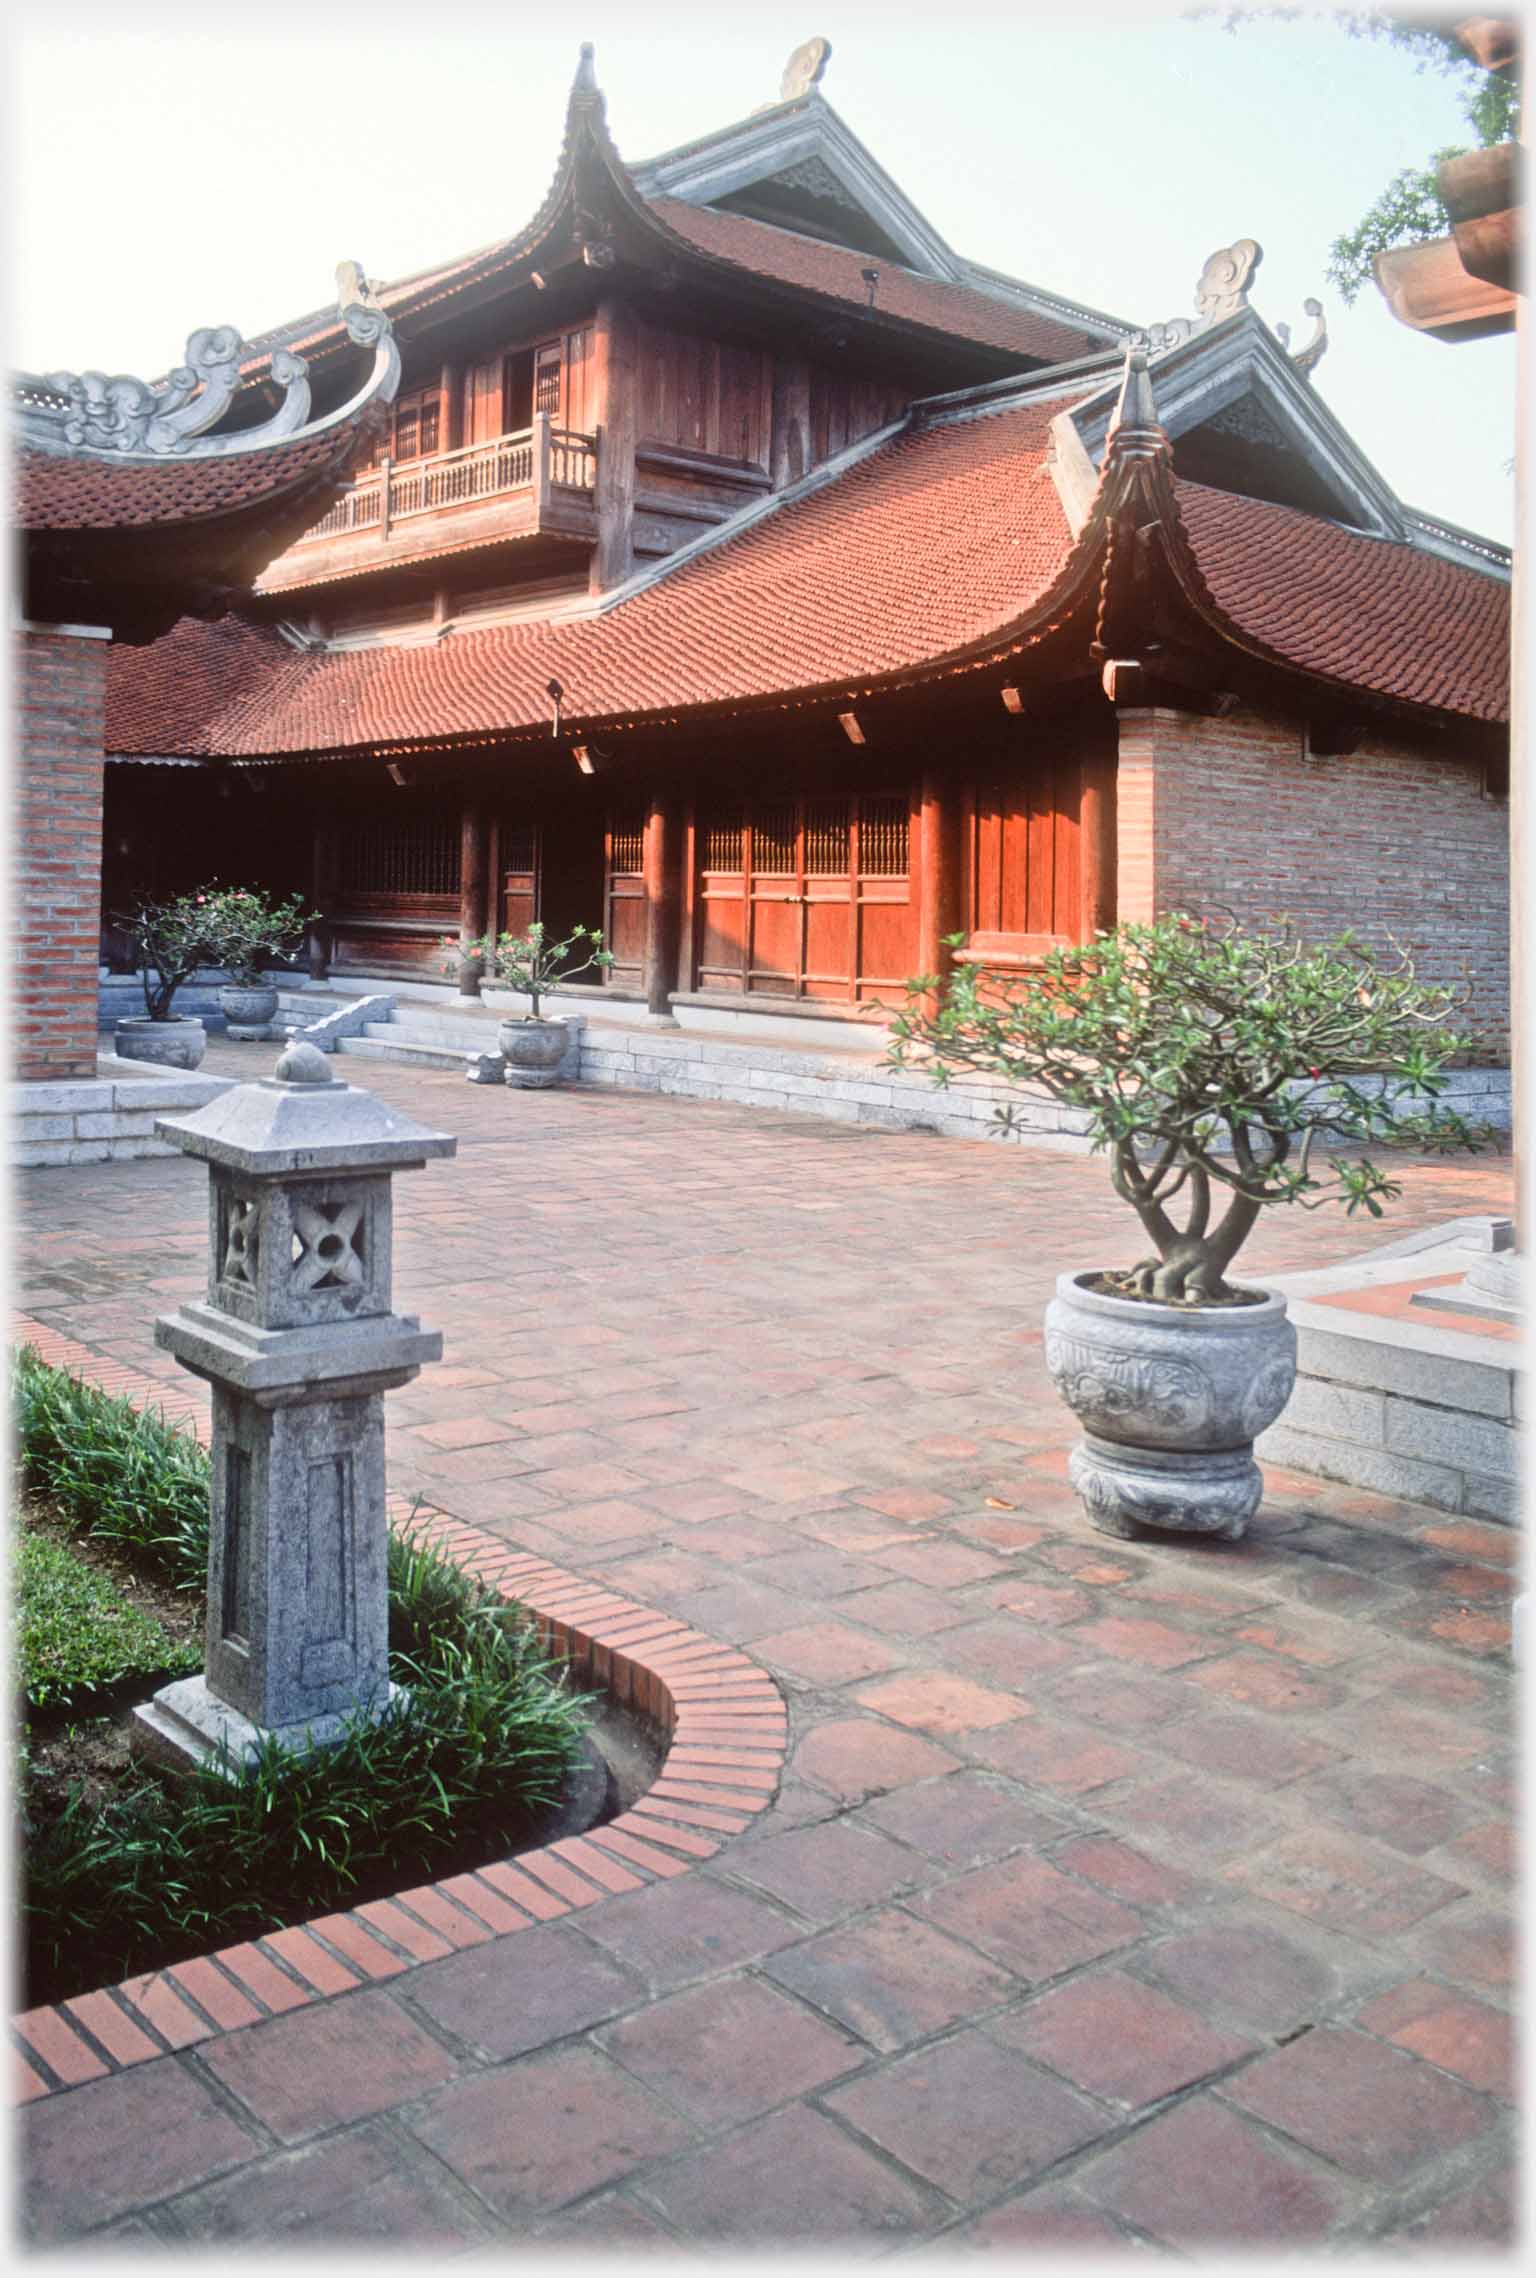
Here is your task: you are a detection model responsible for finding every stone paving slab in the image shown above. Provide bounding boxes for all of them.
[12,1040,1519,2251]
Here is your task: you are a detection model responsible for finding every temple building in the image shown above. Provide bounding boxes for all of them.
[90,40,1511,1055]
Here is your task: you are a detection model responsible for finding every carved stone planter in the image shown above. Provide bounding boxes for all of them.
[1044,1271,1297,1541]
[218,982,280,1040]
[115,1016,207,1071]
[499,1018,568,1089]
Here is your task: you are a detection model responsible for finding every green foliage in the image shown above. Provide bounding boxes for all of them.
[190,883,312,985]
[442,920,614,1016]
[13,1357,591,2002]
[12,1347,210,1592]
[890,913,1482,1302]
[17,1531,199,1709]
[1326,149,1465,304]
[111,888,220,1021]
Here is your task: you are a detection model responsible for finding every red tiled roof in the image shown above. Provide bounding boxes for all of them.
[15,428,367,532]
[104,406,1510,760]
[649,197,1102,365]
[107,397,1078,755]
[1177,482,1511,725]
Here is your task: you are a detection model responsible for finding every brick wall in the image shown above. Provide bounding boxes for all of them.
[1115,705,1510,1054]
[14,628,110,1082]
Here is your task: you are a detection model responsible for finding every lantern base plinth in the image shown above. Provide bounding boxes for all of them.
[130,1673,411,1781]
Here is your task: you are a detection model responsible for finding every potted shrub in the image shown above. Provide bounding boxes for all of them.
[890,912,1482,1541]
[196,884,312,1036]
[112,890,219,1068]
[444,922,613,1087]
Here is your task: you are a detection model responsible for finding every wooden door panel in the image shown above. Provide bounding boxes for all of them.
[749,895,800,985]
[804,899,853,992]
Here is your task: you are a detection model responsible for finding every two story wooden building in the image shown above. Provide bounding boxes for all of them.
[101,41,1512,1049]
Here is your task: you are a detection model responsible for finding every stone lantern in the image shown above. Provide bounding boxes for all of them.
[132,1043,456,1775]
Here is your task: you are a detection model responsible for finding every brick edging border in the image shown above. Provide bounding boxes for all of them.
[10,1316,789,2106]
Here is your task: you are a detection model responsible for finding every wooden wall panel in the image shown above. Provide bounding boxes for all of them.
[636,320,770,466]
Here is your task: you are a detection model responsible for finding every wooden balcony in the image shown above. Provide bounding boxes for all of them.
[255,413,600,594]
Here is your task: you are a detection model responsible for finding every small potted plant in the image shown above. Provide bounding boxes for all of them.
[112,890,220,1068]
[890,912,1482,1541]
[195,884,312,1037]
[443,921,613,1087]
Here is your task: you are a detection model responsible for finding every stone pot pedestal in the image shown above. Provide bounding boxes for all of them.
[115,1016,207,1070]
[499,1017,570,1089]
[218,981,281,1042]
[1044,1270,1297,1541]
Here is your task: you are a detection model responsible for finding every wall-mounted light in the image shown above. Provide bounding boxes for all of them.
[861,266,880,307]
[999,685,1024,715]
[386,760,414,787]
[546,677,564,738]
[530,270,547,290]
[838,710,865,745]
[573,745,596,776]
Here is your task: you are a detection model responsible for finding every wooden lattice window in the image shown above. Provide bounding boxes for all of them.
[339,816,460,897]
[752,804,797,875]
[702,812,743,870]
[859,796,910,876]
[804,801,851,877]
[534,343,562,417]
[502,826,538,873]
[391,386,441,465]
[607,815,645,874]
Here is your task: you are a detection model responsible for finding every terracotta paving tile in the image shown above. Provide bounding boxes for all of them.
[160,2118,495,2246]
[1073,2092,1354,2247]
[1157,1707,1343,1786]
[726,1818,921,1922]
[1108,1768,1287,1864]
[983,1577,1095,1626]
[354,1899,454,1962]
[793,1716,961,1802]
[1396,2158,1518,2246]
[1071,1611,1211,1670]
[597,1974,863,2123]
[116,1971,219,2047]
[204,1944,311,2019]
[993,1967,1255,2108]
[1219,2024,1494,2180]
[913,1854,1142,1983]
[763,1907,1019,2052]
[1185,1650,1346,1715]
[198,1990,458,2145]
[1139,1906,1397,2036]
[1355,1977,1515,2097]
[1052,1833,1198,1910]
[407,2043,695,2219]
[855,1768,1073,1867]
[1042,1657,1195,1728]
[1299,1766,1478,1857]
[634,2099,944,2246]
[166,1958,263,2032]
[302,1913,409,1981]
[575,1874,801,1992]
[1440,1820,1514,1883]
[1226,1827,1469,1939]
[825,2025,1107,2199]
[965,1712,1146,1797]
[852,1667,1030,1737]
[405,1924,642,2058]
[1406,1906,1517,1996]
[749,1619,909,1685]
[959,2187,1131,2249]
[22,2058,263,2239]
[14,2006,109,2087]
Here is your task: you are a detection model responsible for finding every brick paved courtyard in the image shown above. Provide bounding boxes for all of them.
[15,1042,1519,2249]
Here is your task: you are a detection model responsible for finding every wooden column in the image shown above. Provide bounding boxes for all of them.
[307,825,330,980]
[917,773,963,992]
[457,800,489,998]
[1078,740,1118,940]
[590,298,638,594]
[642,794,681,1018]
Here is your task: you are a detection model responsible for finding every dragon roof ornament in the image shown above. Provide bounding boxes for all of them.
[15,272,400,459]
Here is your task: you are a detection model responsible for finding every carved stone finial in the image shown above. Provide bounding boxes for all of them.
[273,1040,337,1087]
[1104,349,1167,465]
[781,35,832,100]
[573,41,599,95]
[1194,238,1263,323]
[1288,296,1329,379]
[335,260,377,311]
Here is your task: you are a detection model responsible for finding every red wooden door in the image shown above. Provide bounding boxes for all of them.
[603,813,646,988]
[692,795,915,1002]
[499,824,540,938]
[967,757,1081,962]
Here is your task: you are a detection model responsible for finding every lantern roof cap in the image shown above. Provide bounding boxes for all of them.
[154,1052,457,1176]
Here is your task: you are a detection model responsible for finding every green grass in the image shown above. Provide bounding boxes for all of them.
[12,1348,593,2005]
[17,1530,201,1709]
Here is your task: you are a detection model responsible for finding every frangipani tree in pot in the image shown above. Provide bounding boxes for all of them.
[444,922,613,1088]
[113,890,220,1068]
[890,912,1482,1541]
[195,884,312,1037]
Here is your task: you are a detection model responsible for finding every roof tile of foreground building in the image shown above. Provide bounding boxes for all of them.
[104,394,1510,759]
[646,198,1103,363]
[15,426,376,531]
[1178,481,1511,724]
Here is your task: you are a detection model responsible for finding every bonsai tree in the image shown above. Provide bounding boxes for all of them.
[443,921,613,1016]
[194,884,312,985]
[890,912,1484,1305]
[115,890,219,1021]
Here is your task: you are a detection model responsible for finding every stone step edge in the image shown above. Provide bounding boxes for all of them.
[7,1313,788,2106]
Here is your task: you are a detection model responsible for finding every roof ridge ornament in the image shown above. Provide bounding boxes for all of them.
[1130,236,1263,354]
[781,35,832,100]
[18,274,400,460]
[1277,296,1329,380]
[1102,348,1168,466]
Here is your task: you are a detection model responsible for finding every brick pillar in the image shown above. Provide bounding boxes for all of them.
[1112,707,1159,926]
[14,625,111,1081]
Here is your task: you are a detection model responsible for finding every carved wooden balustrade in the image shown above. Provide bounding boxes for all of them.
[298,413,598,544]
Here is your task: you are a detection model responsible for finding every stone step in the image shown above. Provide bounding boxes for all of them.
[334,1034,474,1072]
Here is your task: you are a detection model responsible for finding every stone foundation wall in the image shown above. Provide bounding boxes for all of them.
[14,627,110,1081]
[1115,706,1510,1054]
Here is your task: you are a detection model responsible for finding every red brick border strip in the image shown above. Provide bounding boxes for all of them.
[9,1315,790,2103]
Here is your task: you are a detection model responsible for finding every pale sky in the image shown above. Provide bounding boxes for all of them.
[7,0,1521,542]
